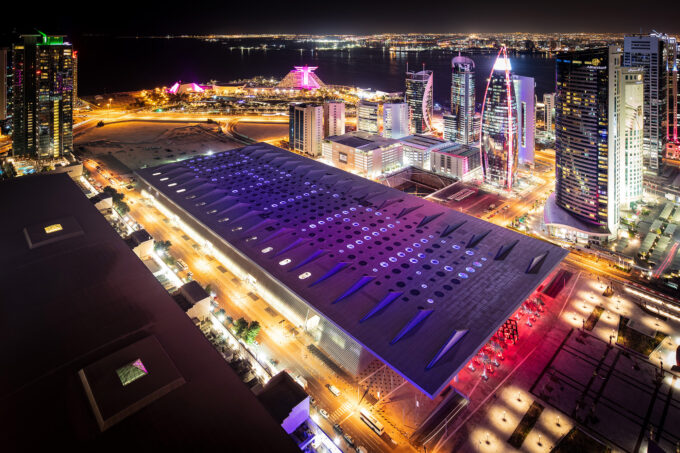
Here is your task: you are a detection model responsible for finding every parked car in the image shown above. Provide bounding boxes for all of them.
[319,408,329,419]
[176,259,188,271]
[326,384,341,397]
[333,424,343,435]
[343,434,355,447]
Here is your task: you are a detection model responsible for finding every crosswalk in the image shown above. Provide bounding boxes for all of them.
[330,401,354,422]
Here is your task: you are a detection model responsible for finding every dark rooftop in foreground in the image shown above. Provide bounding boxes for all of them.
[0,173,298,452]
[137,143,567,397]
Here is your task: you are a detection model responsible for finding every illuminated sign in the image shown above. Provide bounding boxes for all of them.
[44,224,63,234]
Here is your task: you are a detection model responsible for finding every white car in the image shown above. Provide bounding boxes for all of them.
[326,384,341,397]
[319,408,329,419]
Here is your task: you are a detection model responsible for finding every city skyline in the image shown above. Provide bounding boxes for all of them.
[3,20,680,453]
[7,0,680,36]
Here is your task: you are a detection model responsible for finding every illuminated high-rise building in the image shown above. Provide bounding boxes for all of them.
[288,103,322,157]
[512,75,535,165]
[405,69,433,134]
[382,102,409,139]
[73,50,78,102]
[450,55,475,145]
[617,67,644,205]
[323,101,345,138]
[549,46,623,239]
[543,93,556,131]
[480,47,518,189]
[623,33,678,173]
[11,33,74,158]
[357,100,379,134]
[0,48,8,124]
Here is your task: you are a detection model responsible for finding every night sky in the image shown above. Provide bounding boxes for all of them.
[8,0,680,36]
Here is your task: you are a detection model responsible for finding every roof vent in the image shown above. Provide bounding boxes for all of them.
[495,239,519,260]
[360,292,403,322]
[426,330,469,369]
[467,230,490,248]
[390,309,434,345]
[526,251,549,274]
[441,221,466,237]
[333,276,375,304]
[309,262,349,287]
[397,205,423,219]
[417,212,443,228]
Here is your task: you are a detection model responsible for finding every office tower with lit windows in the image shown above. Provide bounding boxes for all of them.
[288,103,323,157]
[480,47,518,189]
[357,100,379,134]
[382,102,409,139]
[405,69,433,134]
[617,67,645,205]
[323,100,345,138]
[0,48,8,125]
[543,93,556,131]
[512,75,535,165]
[11,33,73,158]
[548,46,623,240]
[73,50,78,102]
[450,55,476,145]
[623,33,678,173]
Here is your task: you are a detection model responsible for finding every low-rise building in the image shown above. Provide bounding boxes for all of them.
[398,134,449,171]
[322,131,403,178]
[124,229,154,259]
[430,144,482,181]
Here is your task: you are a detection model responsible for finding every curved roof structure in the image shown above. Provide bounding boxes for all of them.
[137,143,567,397]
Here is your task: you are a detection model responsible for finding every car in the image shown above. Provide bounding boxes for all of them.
[326,384,341,397]
[318,408,329,419]
[176,259,188,271]
[343,434,355,447]
[126,185,134,190]
[355,447,368,453]
[333,424,343,435]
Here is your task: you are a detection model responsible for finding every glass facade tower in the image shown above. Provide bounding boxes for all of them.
[622,33,677,174]
[555,47,621,236]
[11,33,73,158]
[480,47,518,189]
[405,70,433,134]
[450,56,476,145]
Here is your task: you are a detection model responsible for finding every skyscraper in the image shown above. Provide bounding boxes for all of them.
[450,55,476,145]
[0,48,8,123]
[623,32,678,173]
[552,46,622,238]
[323,101,345,138]
[73,50,78,103]
[288,103,322,157]
[480,47,518,189]
[617,67,645,205]
[357,100,379,134]
[405,69,433,134]
[11,33,74,158]
[512,75,535,165]
[382,102,409,139]
[543,93,556,131]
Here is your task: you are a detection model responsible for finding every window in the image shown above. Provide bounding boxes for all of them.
[116,359,148,386]
[44,224,63,234]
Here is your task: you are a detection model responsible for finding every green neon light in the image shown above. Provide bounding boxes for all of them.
[36,30,64,46]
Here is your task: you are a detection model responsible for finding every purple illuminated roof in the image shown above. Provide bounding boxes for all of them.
[137,143,567,397]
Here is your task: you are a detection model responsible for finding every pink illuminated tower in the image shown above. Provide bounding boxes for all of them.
[294,66,320,89]
[480,46,518,190]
